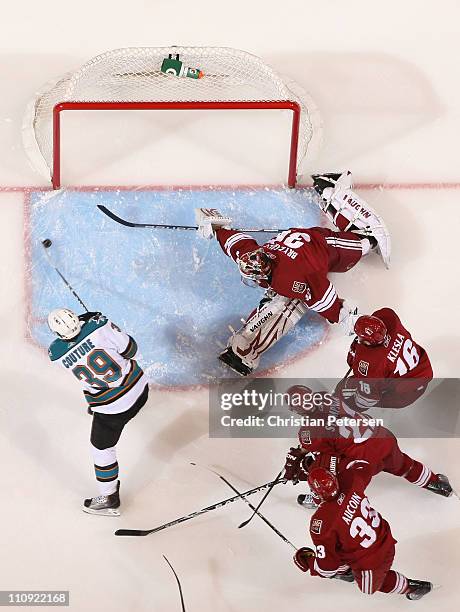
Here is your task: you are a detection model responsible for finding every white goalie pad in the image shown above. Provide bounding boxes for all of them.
[195,207,232,239]
[315,172,391,269]
[228,292,308,370]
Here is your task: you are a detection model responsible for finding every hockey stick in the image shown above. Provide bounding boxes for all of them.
[163,556,186,612]
[41,239,89,312]
[191,463,296,549]
[238,468,285,529]
[97,205,286,233]
[114,478,281,536]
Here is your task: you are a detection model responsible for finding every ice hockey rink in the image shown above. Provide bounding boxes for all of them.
[1,1,460,610]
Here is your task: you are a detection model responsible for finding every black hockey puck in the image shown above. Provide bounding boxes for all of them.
[42,239,52,248]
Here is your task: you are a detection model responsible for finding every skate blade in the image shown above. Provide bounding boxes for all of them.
[220,364,249,377]
[82,507,121,516]
[218,354,251,377]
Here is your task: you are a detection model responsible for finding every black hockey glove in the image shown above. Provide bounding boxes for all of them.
[78,311,102,323]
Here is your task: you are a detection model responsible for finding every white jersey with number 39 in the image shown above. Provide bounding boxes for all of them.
[48,315,147,414]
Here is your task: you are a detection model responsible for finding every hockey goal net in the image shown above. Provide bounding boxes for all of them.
[23,46,315,188]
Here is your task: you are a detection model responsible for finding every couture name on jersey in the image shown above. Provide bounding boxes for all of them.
[61,338,96,368]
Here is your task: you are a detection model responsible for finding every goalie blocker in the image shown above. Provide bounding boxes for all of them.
[195,208,232,239]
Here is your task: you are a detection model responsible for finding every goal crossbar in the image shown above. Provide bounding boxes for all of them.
[52,100,301,189]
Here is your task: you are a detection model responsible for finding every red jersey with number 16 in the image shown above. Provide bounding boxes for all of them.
[347,308,433,380]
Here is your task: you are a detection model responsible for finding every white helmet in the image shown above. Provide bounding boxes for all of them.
[48,308,81,340]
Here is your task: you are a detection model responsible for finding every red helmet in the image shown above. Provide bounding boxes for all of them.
[354,315,387,346]
[237,248,273,283]
[308,467,339,502]
[286,385,314,414]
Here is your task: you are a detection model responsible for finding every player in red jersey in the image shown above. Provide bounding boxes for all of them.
[293,460,433,600]
[283,385,452,503]
[342,307,433,410]
[194,173,391,375]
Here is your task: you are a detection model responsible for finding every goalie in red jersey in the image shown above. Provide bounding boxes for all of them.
[341,307,433,410]
[195,172,391,376]
[293,459,433,600]
[282,386,452,507]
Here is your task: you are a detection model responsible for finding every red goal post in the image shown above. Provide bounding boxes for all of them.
[24,47,314,189]
[52,100,301,189]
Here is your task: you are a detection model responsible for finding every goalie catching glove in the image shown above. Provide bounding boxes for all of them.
[195,208,232,239]
[311,171,391,268]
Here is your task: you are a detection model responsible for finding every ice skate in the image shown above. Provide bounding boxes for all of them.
[425,473,453,498]
[297,492,319,509]
[333,568,355,583]
[219,347,253,376]
[311,171,352,199]
[83,481,121,516]
[405,579,433,600]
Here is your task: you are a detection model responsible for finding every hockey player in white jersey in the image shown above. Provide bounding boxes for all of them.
[48,308,149,516]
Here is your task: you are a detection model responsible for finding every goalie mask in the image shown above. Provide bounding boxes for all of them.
[237,248,273,286]
[48,308,82,340]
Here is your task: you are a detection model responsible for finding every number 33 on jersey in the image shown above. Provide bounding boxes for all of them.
[308,466,397,578]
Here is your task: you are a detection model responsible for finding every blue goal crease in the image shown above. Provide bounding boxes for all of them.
[26,187,326,386]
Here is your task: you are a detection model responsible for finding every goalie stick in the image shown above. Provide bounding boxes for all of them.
[190,463,296,549]
[97,205,286,233]
[114,478,282,536]
[163,556,186,612]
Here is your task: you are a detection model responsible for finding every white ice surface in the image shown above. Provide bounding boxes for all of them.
[1,1,460,611]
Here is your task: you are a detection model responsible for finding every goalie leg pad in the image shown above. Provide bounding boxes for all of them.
[227,293,308,371]
[311,171,391,268]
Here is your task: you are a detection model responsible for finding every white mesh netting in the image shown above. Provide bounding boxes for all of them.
[23,46,315,182]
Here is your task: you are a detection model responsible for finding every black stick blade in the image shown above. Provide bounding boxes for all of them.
[237,519,251,529]
[163,555,186,612]
[115,528,150,536]
[97,205,138,227]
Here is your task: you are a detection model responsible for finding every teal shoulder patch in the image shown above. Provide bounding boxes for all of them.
[48,316,108,361]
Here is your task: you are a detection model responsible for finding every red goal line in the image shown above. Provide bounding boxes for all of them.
[2,182,460,194]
